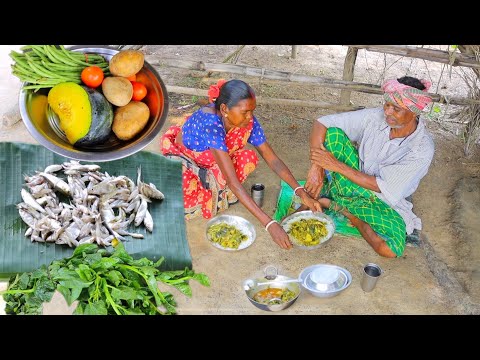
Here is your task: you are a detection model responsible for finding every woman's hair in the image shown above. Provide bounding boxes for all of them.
[214,79,255,110]
[397,76,426,90]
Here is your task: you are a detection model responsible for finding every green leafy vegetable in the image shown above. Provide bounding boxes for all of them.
[1,243,210,315]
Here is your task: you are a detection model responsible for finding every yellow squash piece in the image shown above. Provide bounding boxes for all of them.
[47,82,91,145]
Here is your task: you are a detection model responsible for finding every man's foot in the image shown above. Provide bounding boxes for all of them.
[294,204,309,213]
[318,197,331,209]
[295,198,331,213]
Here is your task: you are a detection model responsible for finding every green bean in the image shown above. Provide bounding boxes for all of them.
[43,45,77,66]
[12,60,34,74]
[45,46,76,66]
[42,46,65,64]
[25,55,66,79]
[12,65,43,81]
[59,46,102,67]
[60,46,107,61]
[29,46,52,64]
[9,52,31,67]
[12,70,43,83]
[42,61,85,72]
[11,45,109,87]
[26,64,78,84]
[49,46,87,66]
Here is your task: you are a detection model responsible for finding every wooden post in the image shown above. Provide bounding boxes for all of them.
[340,47,358,106]
[291,45,299,59]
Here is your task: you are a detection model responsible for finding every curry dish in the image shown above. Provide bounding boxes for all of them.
[287,218,328,246]
[253,287,297,305]
[207,222,248,249]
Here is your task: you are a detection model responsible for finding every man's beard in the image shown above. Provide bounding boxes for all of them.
[384,116,404,129]
[386,122,404,129]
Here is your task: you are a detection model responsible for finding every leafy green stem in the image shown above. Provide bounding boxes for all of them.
[117,264,167,307]
[102,279,122,315]
[1,288,35,295]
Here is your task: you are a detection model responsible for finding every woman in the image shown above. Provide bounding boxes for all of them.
[161,79,321,249]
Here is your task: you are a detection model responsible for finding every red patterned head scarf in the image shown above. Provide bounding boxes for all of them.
[382,78,433,115]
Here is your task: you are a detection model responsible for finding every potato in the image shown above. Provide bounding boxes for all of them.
[109,50,145,78]
[112,101,150,141]
[102,76,133,107]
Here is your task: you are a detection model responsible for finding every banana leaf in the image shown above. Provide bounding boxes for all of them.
[0,142,192,278]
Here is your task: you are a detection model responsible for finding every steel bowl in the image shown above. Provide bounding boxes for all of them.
[205,214,256,251]
[18,45,169,162]
[244,267,301,312]
[299,264,352,298]
[281,210,336,250]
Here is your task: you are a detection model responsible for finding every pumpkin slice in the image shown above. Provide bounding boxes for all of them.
[47,83,113,147]
[48,82,91,145]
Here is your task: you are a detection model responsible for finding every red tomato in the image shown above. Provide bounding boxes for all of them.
[81,66,104,88]
[131,81,148,101]
[126,74,137,81]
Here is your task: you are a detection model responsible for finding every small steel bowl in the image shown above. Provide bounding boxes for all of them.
[19,46,169,162]
[205,215,256,251]
[281,210,336,250]
[306,267,346,292]
[305,268,347,292]
[299,264,352,298]
[244,267,301,312]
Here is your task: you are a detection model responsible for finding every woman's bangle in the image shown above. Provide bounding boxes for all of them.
[294,186,304,195]
[265,220,278,231]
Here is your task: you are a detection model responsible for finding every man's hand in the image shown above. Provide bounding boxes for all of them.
[299,190,323,212]
[310,146,341,173]
[305,164,325,199]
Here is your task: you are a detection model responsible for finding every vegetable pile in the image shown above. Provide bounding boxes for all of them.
[11,46,152,146]
[1,242,209,315]
[10,45,109,91]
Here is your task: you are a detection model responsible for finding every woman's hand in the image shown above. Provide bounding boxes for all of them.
[305,164,325,199]
[267,222,293,250]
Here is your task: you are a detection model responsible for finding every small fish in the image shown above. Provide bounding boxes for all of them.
[44,164,63,173]
[139,182,165,200]
[134,197,148,227]
[144,209,153,232]
[21,188,46,213]
[38,172,71,196]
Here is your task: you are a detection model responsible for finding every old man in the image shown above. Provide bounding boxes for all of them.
[305,76,434,257]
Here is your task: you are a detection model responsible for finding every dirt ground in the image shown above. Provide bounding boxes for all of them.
[1,45,479,315]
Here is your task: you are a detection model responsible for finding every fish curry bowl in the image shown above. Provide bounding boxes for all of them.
[19,46,169,162]
[243,266,301,312]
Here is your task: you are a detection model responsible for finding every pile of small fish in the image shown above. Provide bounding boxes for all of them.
[17,160,165,247]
